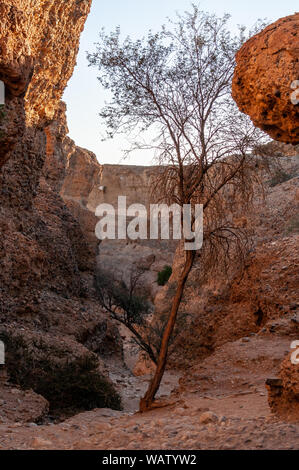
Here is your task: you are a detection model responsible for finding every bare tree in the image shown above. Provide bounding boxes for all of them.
[95,268,158,365]
[88,6,271,411]
[95,268,187,371]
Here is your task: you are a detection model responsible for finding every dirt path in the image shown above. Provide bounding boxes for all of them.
[0,333,298,450]
[108,364,181,414]
[0,391,298,450]
[105,322,182,414]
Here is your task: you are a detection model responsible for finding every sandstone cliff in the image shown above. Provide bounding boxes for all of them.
[232,13,299,144]
[0,0,92,127]
[61,161,157,212]
[233,14,299,418]
[0,0,121,417]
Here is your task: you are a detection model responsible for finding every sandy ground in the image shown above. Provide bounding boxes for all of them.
[0,333,298,450]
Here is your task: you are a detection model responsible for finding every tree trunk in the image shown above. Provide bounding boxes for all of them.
[139,249,195,412]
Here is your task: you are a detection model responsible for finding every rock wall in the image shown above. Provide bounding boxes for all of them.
[267,353,299,421]
[0,0,94,302]
[61,161,157,213]
[166,155,299,419]
[61,161,173,292]
[0,0,122,415]
[232,13,299,144]
[45,101,100,256]
[233,13,299,419]
[0,0,92,127]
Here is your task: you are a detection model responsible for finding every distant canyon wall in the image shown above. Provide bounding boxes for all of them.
[61,160,157,214]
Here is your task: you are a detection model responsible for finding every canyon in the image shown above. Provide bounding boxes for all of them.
[0,1,298,450]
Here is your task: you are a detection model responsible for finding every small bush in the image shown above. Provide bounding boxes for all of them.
[285,214,299,234]
[0,331,122,417]
[157,265,172,286]
[268,170,295,187]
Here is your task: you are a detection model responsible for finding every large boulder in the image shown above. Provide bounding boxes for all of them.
[232,13,299,144]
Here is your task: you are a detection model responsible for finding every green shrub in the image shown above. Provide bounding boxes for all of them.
[0,331,122,417]
[268,170,295,187]
[285,213,299,234]
[157,265,172,286]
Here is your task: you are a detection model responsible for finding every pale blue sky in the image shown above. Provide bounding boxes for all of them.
[63,0,298,165]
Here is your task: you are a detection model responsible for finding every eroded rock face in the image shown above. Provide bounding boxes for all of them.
[267,353,299,421]
[0,0,92,126]
[0,0,94,297]
[232,13,299,144]
[0,1,122,415]
[60,145,102,209]
[0,0,93,169]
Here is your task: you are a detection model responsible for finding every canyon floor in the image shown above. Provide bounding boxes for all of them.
[1,332,298,450]
[1,161,297,451]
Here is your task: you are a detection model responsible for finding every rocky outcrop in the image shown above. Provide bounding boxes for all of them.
[232,13,299,144]
[0,0,93,167]
[0,1,121,416]
[0,380,49,424]
[267,353,299,421]
[233,14,299,419]
[60,144,102,209]
[0,0,92,127]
